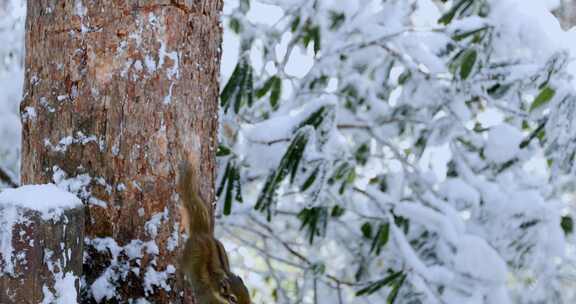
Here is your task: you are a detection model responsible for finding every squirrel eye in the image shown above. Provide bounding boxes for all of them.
[229,295,238,303]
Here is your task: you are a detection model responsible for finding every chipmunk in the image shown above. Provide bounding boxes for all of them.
[178,160,250,304]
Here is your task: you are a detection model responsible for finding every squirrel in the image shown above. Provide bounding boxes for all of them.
[178,159,250,304]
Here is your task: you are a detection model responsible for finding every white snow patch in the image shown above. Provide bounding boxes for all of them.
[145,208,168,238]
[144,55,157,73]
[52,166,92,201]
[74,0,87,17]
[21,106,36,122]
[163,82,175,105]
[91,268,116,302]
[453,235,507,284]
[41,273,78,304]
[0,184,82,218]
[0,205,17,275]
[44,131,98,153]
[439,178,481,210]
[484,124,523,163]
[143,265,176,295]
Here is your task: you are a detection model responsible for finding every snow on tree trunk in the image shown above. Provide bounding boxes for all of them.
[20,1,222,302]
[0,184,84,303]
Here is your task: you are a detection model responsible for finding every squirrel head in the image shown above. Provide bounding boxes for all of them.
[227,274,250,304]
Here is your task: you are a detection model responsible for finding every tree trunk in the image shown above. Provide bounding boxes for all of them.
[20,1,222,302]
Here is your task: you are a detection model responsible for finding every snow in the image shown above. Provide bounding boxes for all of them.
[144,55,156,73]
[439,178,481,210]
[489,0,566,60]
[394,202,461,246]
[166,223,180,252]
[246,1,283,25]
[21,106,36,122]
[411,0,441,27]
[42,273,78,304]
[0,205,17,275]
[74,0,86,17]
[51,166,92,201]
[41,285,55,304]
[215,0,576,302]
[54,273,78,303]
[87,234,172,301]
[143,265,176,295]
[484,124,524,164]
[124,240,145,260]
[44,132,99,153]
[1,0,576,302]
[453,235,507,284]
[388,217,454,284]
[163,82,174,105]
[284,46,314,78]
[0,184,82,217]
[145,208,168,238]
[91,268,116,302]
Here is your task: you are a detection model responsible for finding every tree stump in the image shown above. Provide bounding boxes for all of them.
[0,184,84,304]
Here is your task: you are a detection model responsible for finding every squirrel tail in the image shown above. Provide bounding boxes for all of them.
[178,159,212,235]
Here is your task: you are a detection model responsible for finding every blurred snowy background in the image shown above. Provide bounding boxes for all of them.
[0,0,24,182]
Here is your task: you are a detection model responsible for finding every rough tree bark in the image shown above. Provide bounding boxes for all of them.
[20,0,222,302]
